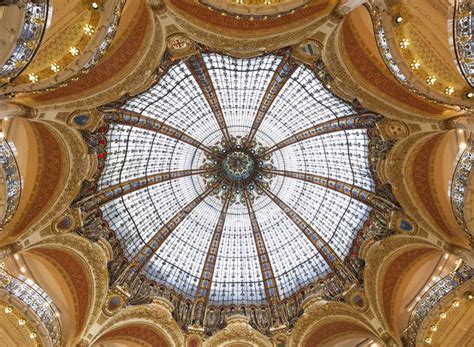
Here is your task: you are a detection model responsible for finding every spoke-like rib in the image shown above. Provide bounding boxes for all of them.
[80,169,211,208]
[243,191,280,304]
[267,169,397,213]
[124,182,219,276]
[104,110,219,157]
[260,113,381,157]
[245,55,298,147]
[186,54,232,144]
[194,198,230,304]
[258,184,358,284]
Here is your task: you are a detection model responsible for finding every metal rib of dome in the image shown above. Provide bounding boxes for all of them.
[96,50,377,306]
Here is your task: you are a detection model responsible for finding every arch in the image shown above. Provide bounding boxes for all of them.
[336,5,451,118]
[386,131,470,246]
[90,304,184,347]
[363,235,449,341]
[164,0,337,36]
[290,301,381,347]
[22,0,154,107]
[303,320,381,347]
[18,234,109,345]
[93,323,171,347]
[0,119,69,245]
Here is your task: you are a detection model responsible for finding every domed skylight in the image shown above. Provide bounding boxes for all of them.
[96,50,380,306]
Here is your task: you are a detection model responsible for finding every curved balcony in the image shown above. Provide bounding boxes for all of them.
[0,139,21,230]
[3,0,127,95]
[199,0,310,18]
[450,140,473,239]
[454,0,474,88]
[365,0,473,110]
[404,262,473,347]
[0,0,49,88]
[0,265,62,346]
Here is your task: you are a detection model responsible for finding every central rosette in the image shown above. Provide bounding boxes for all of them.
[221,151,255,181]
[200,137,275,204]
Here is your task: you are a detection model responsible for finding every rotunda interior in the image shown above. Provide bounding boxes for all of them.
[0,0,472,346]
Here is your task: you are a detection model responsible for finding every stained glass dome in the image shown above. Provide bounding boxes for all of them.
[95,50,380,306]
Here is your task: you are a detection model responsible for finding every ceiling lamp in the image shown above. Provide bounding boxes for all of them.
[28,73,39,83]
[399,39,410,49]
[394,15,403,24]
[444,86,455,95]
[50,63,61,73]
[426,76,437,85]
[410,60,421,70]
[69,47,79,56]
[83,24,95,36]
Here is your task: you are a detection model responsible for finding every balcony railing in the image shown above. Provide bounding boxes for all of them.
[365,1,472,109]
[0,140,22,230]
[4,0,127,94]
[454,0,474,87]
[0,0,50,88]
[0,265,62,345]
[404,263,473,347]
[450,140,473,241]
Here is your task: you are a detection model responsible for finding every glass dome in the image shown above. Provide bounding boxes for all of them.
[97,50,377,306]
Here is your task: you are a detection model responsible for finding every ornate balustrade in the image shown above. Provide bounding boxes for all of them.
[454,0,474,87]
[365,1,472,109]
[0,140,21,230]
[0,265,62,346]
[404,263,473,347]
[0,0,49,87]
[450,140,473,242]
[4,0,127,94]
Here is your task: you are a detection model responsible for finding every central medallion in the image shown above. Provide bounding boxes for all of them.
[222,151,255,181]
[200,137,275,204]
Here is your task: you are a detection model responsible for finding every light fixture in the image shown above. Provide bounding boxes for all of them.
[18,319,26,326]
[4,306,13,314]
[425,337,432,344]
[20,266,26,273]
[50,63,60,73]
[466,91,474,99]
[459,142,467,150]
[410,60,421,70]
[399,39,410,49]
[91,1,99,10]
[28,73,39,83]
[452,300,460,307]
[69,47,79,56]
[444,86,455,95]
[466,292,473,300]
[83,24,95,36]
[430,325,437,332]
[426,76,437,85]
[439,312,447,319]
[29,332,37,339]
[394,15,403,24]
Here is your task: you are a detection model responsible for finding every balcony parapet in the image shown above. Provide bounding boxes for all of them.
[365,1,473,110]
[404,262,473,347]
[0,264,62,346]
[0,0,49,88]
[0,139,21,230]
[450,140,473,243]
[3,0,127,95]
[453,0,474,88]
